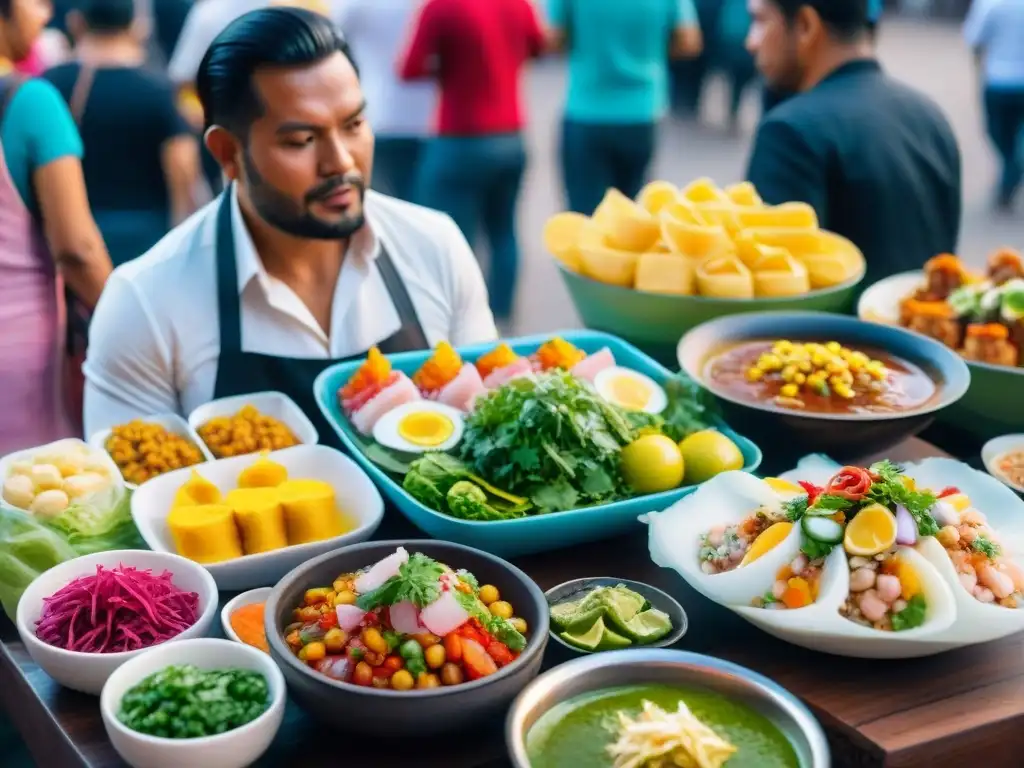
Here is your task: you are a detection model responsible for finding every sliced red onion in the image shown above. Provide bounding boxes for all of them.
[335,604,368,632]
[419,589,470,637]
[389,600,427,635]
[354,547,409,594]
[895,504,917,545]
[930,500,959,528]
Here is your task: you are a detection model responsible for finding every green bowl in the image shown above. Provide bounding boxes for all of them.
[559,264,864,368]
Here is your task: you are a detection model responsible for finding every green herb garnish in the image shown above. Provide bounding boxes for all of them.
[891,594,928,631]
[381,630,402,652]
[452,589,527,651]
[762,590,778,605]
[811,494,854,512]
[783,496,809,522]
[867,460,940,536]
[972,536,1001,559]
[800,535,836,561]
[355,552,446,610]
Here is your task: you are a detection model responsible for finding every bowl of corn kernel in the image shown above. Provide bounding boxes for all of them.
[188,392,318,460]
[677,311,970,460]
[89,415,213,488]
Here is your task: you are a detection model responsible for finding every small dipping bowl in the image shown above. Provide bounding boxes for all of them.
[544,577,688,654]
[221,587,273,649]
[982,434,1024,494]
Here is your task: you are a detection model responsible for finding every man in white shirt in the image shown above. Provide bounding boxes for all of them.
[83,7,496,437]
[336,0,436,202]
[965,0,1024,210]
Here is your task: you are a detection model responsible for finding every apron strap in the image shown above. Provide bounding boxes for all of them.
[214,184,429,355]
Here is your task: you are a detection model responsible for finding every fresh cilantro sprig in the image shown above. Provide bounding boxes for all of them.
[891,594,927,631]
[800,535,837,560]
[972,536,1001,559]
[783,496,809,522]
[811,494,854,512]
[866,460,940,536]
[356,553,446,610]
[761,590,778,605]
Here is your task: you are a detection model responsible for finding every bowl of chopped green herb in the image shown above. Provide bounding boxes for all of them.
[99,638,286,768]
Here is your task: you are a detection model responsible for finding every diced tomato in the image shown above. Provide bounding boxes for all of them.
[461,638,498,680]
[383,655,403,671]
[444,633,463,663]
[486,641,514,667]
[372,665,395,679]
[456,620,491,647]
[318,611,338,630]
[798,481,823,504]
[938,486,960,498]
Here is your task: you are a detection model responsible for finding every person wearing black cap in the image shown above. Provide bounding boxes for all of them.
[744,0,961,289]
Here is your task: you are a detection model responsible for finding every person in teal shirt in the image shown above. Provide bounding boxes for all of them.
[546,0,702,214]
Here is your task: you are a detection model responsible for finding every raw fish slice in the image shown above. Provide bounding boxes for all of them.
[483,357,533,389]
[435,364,487,412]
[570,347,616,383]
[354,547,409,594]
[349,374,421,436]
[419,589,470,637]
[389,600,428,635]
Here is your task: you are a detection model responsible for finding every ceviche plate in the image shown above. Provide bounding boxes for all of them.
[645,456,1024,658]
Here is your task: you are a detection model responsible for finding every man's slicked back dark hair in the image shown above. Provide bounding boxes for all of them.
[196,7,358,134]
[772,0,869,41]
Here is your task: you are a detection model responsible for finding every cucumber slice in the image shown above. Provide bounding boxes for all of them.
[801,515,844,544]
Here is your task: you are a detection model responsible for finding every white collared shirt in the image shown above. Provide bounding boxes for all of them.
[964,0,1024,88]
[82,189,497,435]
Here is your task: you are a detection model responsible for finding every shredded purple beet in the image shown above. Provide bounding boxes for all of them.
[35,564,200,653]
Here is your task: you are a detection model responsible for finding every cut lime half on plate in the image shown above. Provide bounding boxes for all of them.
[559,616,632,652]
[621,608,673,643]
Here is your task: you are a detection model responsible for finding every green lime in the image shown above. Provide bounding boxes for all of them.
[596,623,633,651]
[596,587,645,634]
[678,430,744,484]
[549,599,583,631]
[559,616,609,651]
[621,608,673,644]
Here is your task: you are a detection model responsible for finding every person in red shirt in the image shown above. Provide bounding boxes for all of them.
[400,0,545,326]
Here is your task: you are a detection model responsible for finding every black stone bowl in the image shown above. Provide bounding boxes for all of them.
[677,311,971,462]
[266,539,549,736]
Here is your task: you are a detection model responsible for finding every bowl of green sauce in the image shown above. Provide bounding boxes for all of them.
[99,638,286,768]
[506,648,828,768]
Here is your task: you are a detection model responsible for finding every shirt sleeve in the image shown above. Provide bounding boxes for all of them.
[523,0,547,57]
[8,79,82,169]
[149,79,193,144]
[167,3,223,84]
[83,272,181,435]
[745,118,827,222]
[672,0,699,27]
[439,215,499,346]
[399,0,442,80]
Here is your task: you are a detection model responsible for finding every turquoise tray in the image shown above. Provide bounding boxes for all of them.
[314,330,763,557]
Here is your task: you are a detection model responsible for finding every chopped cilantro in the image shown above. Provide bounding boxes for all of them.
[349,647,364,660]
[800,535,836,561]
[810,494,854,512]
[356,553,446,610]
[972,536,1001,559]
[381,630,402,652]
[761,590,778,605]
[891,594,927,631]
[866,460,939,536]
[456,569,480,592]
[783,495,809,522]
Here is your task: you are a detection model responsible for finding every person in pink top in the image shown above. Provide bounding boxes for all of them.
[0,0,111,454]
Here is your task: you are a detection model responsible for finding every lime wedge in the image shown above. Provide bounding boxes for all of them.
[603,586,645,619]
[621,608,673,644]
[549,599,584,631]
[559,616,609,651]
[595,624,633,651]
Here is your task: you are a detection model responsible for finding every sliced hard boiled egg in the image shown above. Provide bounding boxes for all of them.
[740,521,793,566]
[372,401,465,454]
[593,366,668,414]
[763,477,805,500]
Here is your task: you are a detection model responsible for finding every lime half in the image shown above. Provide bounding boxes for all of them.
[622,608,673,644]
[596,624,633,651]
[549,599,583,631]
[559,616,609,651]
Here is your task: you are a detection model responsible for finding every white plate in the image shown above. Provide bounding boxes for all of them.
[981,434,1024,494]
[646,457,1024,659]
[16,549,218,695]
[221,587,273,648]
[131,444,384,590]
[100,638,285,768]
[88,413,214,490]
[856,270,922,325]
[188,391,319,457]
[0,437,125,515]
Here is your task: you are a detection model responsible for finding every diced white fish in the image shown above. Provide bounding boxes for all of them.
[419,588,470,636]
[350,375,421,435]
[437,364,487,412]
[483,357,533,389]
[335,604,368,632]
[570,347,616,383]
[354,547,409,594]
[388,600,428,635]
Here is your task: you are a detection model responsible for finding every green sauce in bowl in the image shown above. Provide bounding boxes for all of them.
[526,684,799,768]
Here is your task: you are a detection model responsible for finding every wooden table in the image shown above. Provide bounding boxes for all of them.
[3,437,1022,768]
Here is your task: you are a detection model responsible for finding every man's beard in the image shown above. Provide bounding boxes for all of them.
[242,150,366,240]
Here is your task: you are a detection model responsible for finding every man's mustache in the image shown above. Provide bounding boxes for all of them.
[307,174,365,203]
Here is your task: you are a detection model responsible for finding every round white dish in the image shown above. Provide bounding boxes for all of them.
[220,587,273,648]
[645,457,1024,658]
[188,391,318,456]
[100,638,285,768]
[981,434,1024,494]
[131,444,384,590]
[16,550,218,695]
[856,270,922,325]
[88,413,214,491]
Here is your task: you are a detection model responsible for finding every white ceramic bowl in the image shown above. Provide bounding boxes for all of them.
[221,587,272,648]
[131,444,385,590]
[188,391,318,456]
[16,550,218,695]
[856,270,922,325]
[100,638,286,768]
[645,456,1024,659]
[88,413,214,490]
[981,434,1024,494]
[0,437,125,514]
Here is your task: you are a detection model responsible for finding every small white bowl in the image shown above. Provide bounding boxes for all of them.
[188,391,318,457]
[221,588,273,648]
[88,413,214,490]
[131,444,385,590]
[981,434,1024,494]
[100,637,286,768]
[0,437,125,514]
[16,550,218,695]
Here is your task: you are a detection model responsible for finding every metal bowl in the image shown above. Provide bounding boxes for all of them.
[544,577,688,654]
[506,648,830,768]
[266,539,549,736]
